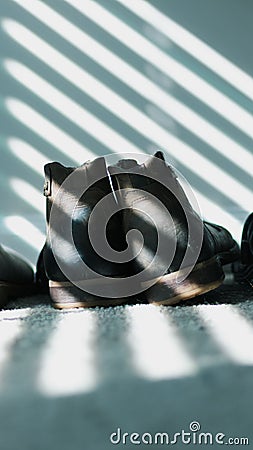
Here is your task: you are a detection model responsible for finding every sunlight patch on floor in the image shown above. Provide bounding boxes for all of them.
[37,310,98,396]
[126,305,197,380]
[197,304,253,365]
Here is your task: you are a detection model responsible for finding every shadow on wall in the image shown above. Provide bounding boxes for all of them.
[0,0,252,265]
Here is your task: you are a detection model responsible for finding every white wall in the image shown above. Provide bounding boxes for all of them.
[0,0,252,266]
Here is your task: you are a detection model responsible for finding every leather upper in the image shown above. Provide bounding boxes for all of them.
[110,152,239,275]
[39,152,239,284]
[43,157,128,282]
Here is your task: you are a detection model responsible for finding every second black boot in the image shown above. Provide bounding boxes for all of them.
[234,213,253,287]
[109,152,240,305]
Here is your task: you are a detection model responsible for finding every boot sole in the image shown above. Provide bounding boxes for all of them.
[49,281,131,309]
[49,257,223,309]
[142,256,225,305]
[49,244,239,309]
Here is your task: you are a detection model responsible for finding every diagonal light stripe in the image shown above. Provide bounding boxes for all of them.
[8,138,48,177]
[197,305,253,365]
[116,0,253,102]
[4,56,253,213]
[126,305,197,380]
[67,0,253,139]
[37,311,98,396]
[5,98,95,164]
[10,178,44,214]
[193,189,242,243]
[0,308,31,320]
[4,216,45,251]
[6,1,253,174]
[4,60,141,156]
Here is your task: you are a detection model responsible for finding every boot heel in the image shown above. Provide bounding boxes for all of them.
[49,281,129,309]
[142,257,225,305]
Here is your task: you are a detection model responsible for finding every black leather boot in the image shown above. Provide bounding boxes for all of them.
[41,157,130,308]
[0,245,34,308]
[109,152,240,305]
[234,213,253,287]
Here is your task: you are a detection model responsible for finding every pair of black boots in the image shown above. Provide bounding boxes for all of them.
[0,152,251,309]
[37,151,241,309]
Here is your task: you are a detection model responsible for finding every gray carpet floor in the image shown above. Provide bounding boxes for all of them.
[0,282,253,450]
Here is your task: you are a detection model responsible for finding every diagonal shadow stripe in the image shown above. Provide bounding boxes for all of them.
[0,11,252,215]
[5,0,253,173]
[0,298,59,396]
[115,0,253,102]
[65,0,253,137]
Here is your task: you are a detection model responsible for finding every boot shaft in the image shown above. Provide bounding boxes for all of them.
[43,157,126,282]
[109,152,204,275]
